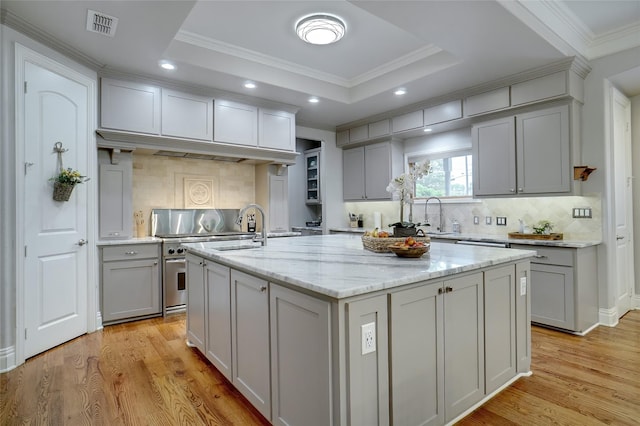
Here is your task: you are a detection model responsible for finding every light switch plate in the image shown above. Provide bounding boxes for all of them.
[520,277,527,296]
[485,216,492,225]
[474,216,479,225]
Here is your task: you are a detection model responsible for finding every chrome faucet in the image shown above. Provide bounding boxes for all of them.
[424,197,444,232]
[236,203,267,246]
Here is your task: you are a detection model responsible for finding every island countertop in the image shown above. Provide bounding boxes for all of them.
[182,234,535,299]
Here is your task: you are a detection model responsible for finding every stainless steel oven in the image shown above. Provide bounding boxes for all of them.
[164,257,186,311]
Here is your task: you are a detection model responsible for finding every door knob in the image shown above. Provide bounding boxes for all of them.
[77,239,87,246]
[616,235,624,240]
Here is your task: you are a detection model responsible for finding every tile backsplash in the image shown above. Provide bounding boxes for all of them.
[345,195,602,240]
[132,153,255,234]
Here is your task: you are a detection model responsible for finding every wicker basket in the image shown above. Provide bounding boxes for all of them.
[52,181,75,202]
[362,235,431,253]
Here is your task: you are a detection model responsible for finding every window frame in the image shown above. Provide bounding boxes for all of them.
[405,148,475,201]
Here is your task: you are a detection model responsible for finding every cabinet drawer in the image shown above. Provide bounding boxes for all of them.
[102,244,159,261]
[512,245,573,267]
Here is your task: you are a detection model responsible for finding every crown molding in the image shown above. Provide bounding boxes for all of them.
[0,8,103,70]
[588,21,640,60]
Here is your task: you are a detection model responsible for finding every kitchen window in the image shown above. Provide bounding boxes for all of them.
[410,150,473,199]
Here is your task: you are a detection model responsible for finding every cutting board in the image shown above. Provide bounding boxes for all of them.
[508,232,563,240]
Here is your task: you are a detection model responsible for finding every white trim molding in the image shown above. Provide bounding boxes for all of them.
[599,307,619,328]
[0,345,16,373]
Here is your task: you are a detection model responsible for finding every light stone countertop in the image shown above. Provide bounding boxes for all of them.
[97,237,162,246]
[426,232,601,248]
[182,234,536,299]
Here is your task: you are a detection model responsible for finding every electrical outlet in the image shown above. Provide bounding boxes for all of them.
[572,207,592,218]
[485,216,492,225]
[496,217,507,226]
[520,277,527,296]
[361,322,376,355]
[473,216,479,225]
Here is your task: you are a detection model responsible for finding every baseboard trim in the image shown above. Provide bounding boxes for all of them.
[0,345,16,373]
[599,307,619,327]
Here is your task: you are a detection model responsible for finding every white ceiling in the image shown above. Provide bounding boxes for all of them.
[3,0,640,129]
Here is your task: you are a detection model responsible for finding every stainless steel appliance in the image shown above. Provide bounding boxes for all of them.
[153,209,255,313]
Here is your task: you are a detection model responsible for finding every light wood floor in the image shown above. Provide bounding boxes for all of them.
[2,311,639,425]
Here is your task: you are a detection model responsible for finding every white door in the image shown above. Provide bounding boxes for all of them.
[611,87,635,318]
[22,60,89,358]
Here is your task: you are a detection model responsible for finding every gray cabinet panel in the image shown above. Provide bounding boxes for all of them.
[100,78,160,134]
[206,263,232,381]
[511,71,566,106]
[161,89,213,141]
[102,257,160,322]
[516,105,570,194]
[392,110,424,133]
[102,244,158,262]
[472,117,516,196]
[444,273,484,422]
[530,264,575,330]
[390,283,444,426]
[364,143,393,199]
[424,100,462,126]
[346,294,389,426]
[484,266,516,394]
[98,150,132,239]
[186,254,206,352]
[258,108,295,151]
[368,119,391,138]
[343,146,365,200]
[349,124,369,142]
[214,100,258,146]
[515,262,531,373]
[231,270,271,419]
[466,87,510,116]
[270,284,332,426]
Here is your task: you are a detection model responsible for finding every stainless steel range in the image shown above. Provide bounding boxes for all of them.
[153,209,254,313]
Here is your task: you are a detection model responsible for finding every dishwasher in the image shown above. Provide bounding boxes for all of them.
[455,240,510,248]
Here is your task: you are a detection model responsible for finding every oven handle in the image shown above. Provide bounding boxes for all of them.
[165,258,186,265]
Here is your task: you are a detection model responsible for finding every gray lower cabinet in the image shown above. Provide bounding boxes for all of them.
[186,254,206,353]
[205,262,232,381]
[511,244,598,333]
[270,284,332,426]
[101,243,161,324]
[231,270,271,420]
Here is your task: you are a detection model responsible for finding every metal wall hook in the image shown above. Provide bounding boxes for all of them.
[53,141,68,153]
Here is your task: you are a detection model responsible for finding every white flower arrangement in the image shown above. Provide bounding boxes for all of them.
[386,160,431,223]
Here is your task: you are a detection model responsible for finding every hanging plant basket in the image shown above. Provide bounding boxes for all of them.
[52,181,75,202]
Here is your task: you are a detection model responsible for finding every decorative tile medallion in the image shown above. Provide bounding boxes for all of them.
[184,178,214,208]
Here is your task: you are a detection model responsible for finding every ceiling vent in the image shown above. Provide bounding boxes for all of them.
[86,9,118,37]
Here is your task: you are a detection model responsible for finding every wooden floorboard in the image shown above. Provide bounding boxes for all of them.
[1,311,639,425]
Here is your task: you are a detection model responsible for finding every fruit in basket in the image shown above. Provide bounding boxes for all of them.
[378,231,389,238]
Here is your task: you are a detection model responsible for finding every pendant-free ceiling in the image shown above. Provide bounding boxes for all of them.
[295,14,346,45]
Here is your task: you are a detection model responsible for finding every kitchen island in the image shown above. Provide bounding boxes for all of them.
[183,234,535,426]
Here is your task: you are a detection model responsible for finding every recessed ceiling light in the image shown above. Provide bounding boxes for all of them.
[424,128,433,132]
[244,81,256,89]
[296,14,346,45]
[308,96,320,103]
[394,88,406,96]
[159,60,175,70]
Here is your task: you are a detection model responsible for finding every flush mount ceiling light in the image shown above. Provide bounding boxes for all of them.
[295,14,346,45]
[159,60,175,70]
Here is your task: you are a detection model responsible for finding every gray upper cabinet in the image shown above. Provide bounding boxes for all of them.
[465,87,510,116]
[392,109,424,133]
[214,99,258,146]
[343,141,403,201]
[423,100,463,126]
[473,104,570,196]
[100,78,161,135]
[336,129,350,147]
[98,150,132,239]
[161,89,213,141]
[368,119,391,139]
[349,124,369,143]
[511,71,567,106]
[258,108,295,151]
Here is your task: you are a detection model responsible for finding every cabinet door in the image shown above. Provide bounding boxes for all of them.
[516,105,570,194]
[343,146,365,200]
[346,294,389,426]
[305,150,321,204]
[98,151,132,239]
[364,142,392,200]
[161,89,213,141]
[231,270,271,419]
[269,175,289,232]
[100,78,160,134]
[472,116,516,196]
[206,262,232,381]
[186,254,206,353]
[259,108,295,151]
[214,100,258,146]
[390,283,445,426]
[102,258,160,322]
[270,284,332,426]
[530,263,575,330]
[444,272,484,422]
[484,265,516,394]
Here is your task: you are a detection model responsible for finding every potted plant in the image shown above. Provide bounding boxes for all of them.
[51,167,89,201]
[386,160,431,236]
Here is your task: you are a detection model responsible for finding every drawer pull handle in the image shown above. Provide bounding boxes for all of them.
[445,286,453,293]
[125,251,138,255]
[534,255,547,259]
